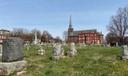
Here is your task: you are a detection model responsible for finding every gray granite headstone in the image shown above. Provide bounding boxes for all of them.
[2,38,24,62]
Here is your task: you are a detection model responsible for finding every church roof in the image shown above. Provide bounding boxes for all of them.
[71,29,103,36]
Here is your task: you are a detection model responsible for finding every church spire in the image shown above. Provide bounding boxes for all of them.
[69,16,72,28]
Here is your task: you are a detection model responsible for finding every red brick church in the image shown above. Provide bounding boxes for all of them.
[67,16,104,45]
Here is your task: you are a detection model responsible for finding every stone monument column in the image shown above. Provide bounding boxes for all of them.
[34,31,38,45]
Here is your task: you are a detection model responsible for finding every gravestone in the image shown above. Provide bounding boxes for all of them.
[67,42,77,57]
[38,46,45,55]
[0,38,27,76]
[0,44,2,54]
[24,42,30,51]
[122,45,128,60]
[2,38,24,62]
[116,42,119,47]
[52,43,65,60]
[0,44,2,60]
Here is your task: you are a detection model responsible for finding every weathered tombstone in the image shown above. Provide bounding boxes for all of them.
[61,47,65,58]
[67,42,77,57]
[24,42,30,51]
[122,45,128,60]
[52,43,65,60]
[116,42,119,47]
[0,44,2,54]
[0,44,2,60]
[0,38,27,76]
[2,38,24,62]
[38,46,45,55]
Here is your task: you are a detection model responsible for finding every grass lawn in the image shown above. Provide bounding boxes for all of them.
[12,46,128,76]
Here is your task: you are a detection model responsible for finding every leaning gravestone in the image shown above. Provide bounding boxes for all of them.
[0,38,27,76]
[52,43,65,60]
[122,45,128,60]
[67,42,77,57]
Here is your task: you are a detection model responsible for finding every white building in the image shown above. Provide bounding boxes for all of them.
[0,29,10,44]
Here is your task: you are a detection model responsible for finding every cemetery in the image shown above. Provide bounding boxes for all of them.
[7,43,128,76]
[0,43,128,76]
[0,0,128,76]
[0,15,128,76]
[0,16,128,76]
[0,33,128,76]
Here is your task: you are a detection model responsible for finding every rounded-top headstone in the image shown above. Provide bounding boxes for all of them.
[2,38,24,62]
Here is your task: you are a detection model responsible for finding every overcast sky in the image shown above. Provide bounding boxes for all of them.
[0,0,128,39]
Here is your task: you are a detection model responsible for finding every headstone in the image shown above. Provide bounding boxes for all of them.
[52,43,65,60]
[38,46,45,55]
[2,38,24,62]
[0,44,2,60]
[0,38,27,76]
[24,42,30,51]
[116,42,119,47]
[122,45,128,60]
[0,44,2,54]
[67,42,77,57]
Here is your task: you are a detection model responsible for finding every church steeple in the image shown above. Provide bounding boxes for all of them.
[68,16,74,37]
[69,16,72,29]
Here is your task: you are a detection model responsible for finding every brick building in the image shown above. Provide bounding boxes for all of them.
[67,16,104,44]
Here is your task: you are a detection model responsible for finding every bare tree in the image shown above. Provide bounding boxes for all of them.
[55,36,62,43]
[105,32,119,44]
[11,28,29,36]
[41,30,53,43]
[107,7,128,45]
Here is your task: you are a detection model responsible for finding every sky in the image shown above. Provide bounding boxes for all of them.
[0,0,128,39]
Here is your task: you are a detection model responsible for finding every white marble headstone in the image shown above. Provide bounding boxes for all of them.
[122,45,128,60]
[67,42,77,57]
[38,46,45,55]
[52,43,65,60]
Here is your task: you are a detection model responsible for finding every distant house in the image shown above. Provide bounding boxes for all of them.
[0,29,10,44]
[67,16,104,44]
